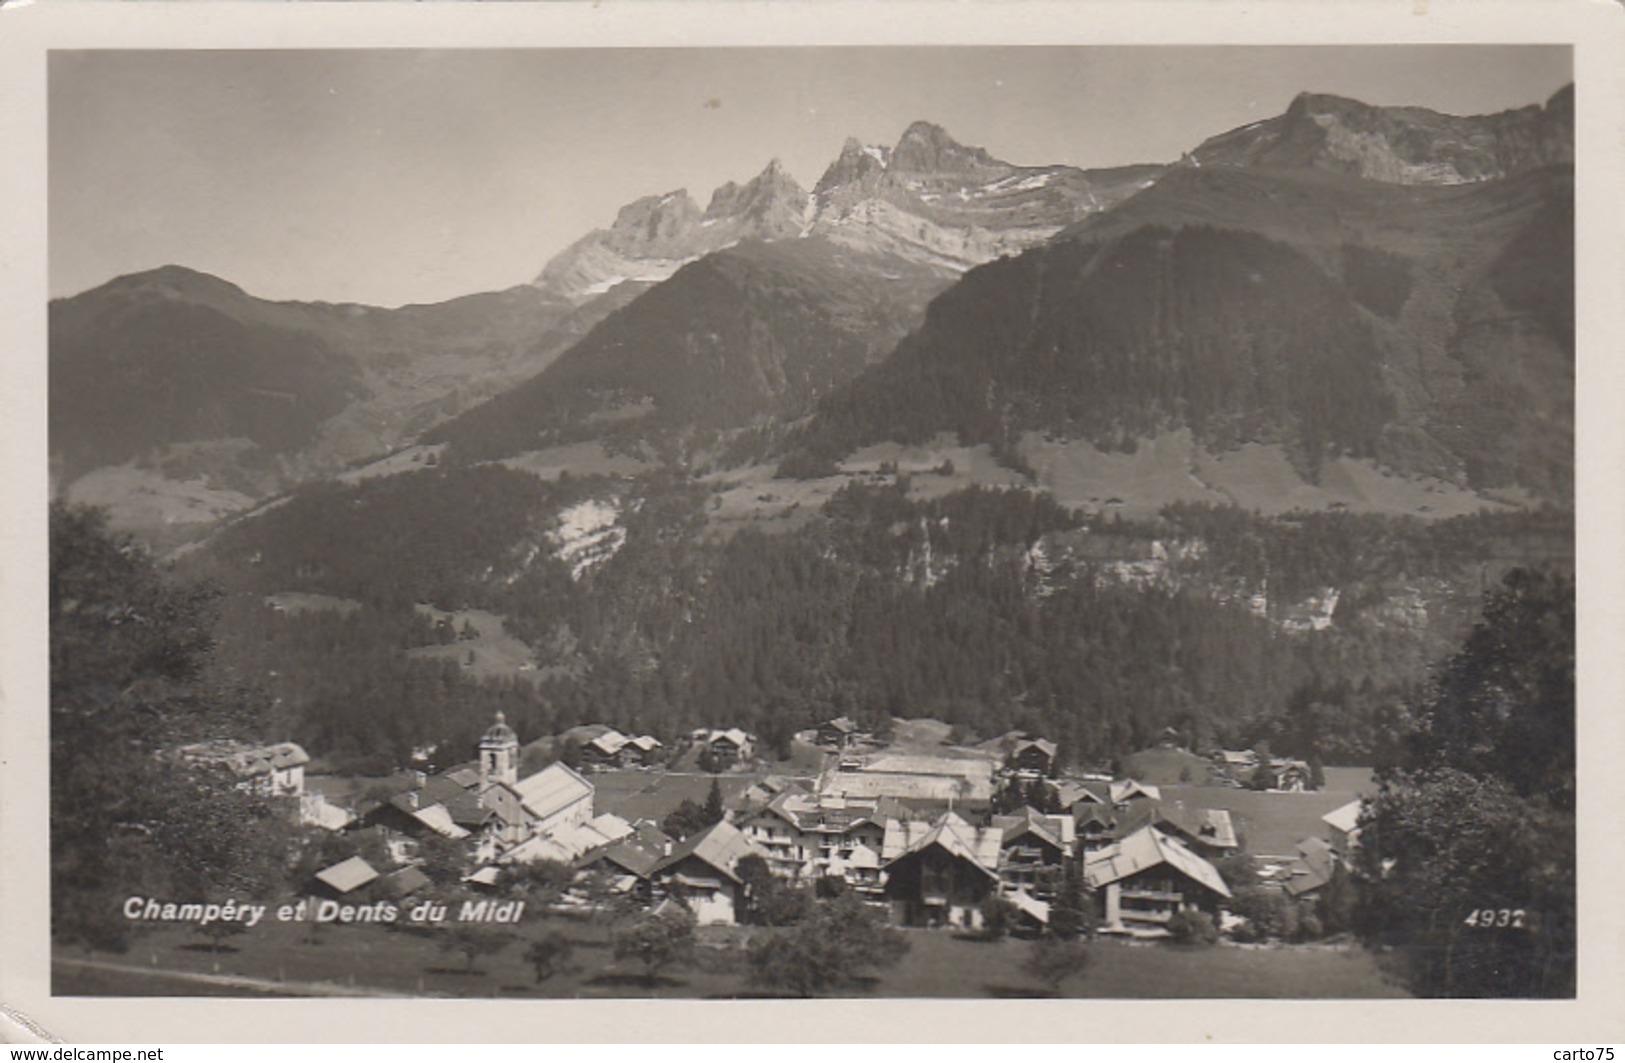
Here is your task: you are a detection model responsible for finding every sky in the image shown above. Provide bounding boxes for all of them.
[49,46,1573,307]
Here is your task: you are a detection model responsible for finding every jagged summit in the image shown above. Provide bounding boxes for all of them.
[532,118,1163,303]
[1190,86,1574,185]
[704,158,810,230]
[888,120,1001,174]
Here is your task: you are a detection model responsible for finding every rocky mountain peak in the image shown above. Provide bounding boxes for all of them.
[889,120,1001,175]
[1189,87,1575,186]
[703,159,811,238]
[608,190,702,247]
[815,137,890,198]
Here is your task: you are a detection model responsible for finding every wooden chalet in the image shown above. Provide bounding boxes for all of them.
[1007,738,1059,779]
[992,807,1074,899]
[312,855,380,898]
[650,820,763,925]
[815,716,861,749]
[1084,825,1231,936]
[180,740,310,797]
[881,811,1002,930]
[1322,800,1363,858]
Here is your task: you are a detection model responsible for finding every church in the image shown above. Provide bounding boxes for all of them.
[355,713,595,866]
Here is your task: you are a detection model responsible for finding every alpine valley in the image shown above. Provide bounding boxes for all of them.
[52,88,1575,776]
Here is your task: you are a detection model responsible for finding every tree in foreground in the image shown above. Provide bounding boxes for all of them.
[978,894,1019,941]
[1355,568,1575,997]
[1047,860,1094,940]
[1166,908,1219,946]
[737,854,811,926]
[524,930,575,984]
[1024,936,1090,995]
[438,924,512,973]
[1356,767,1574,996]
[499,858,577,905]
[50,502,289,952]
[745,893,910,997]
[612,905,697,985]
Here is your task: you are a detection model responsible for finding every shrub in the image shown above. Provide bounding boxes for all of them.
[1167,908,1219,946]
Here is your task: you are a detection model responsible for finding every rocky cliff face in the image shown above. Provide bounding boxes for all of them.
[534,122,1164,302]
[534,162,815,305]
[1187,84,1573,185]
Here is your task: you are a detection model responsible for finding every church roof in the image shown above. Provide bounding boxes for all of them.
[513,762,594,820]
[480,712,519,748]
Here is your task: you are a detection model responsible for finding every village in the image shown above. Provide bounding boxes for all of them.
[178,713,1368,958]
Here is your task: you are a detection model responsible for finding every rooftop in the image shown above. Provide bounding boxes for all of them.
[315,855,379,894]
[1084,825,1231,899]
[514,762,595,820]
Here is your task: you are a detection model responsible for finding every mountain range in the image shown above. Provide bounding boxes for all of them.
[51,86,1574,544]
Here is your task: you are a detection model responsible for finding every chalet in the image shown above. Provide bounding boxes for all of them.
[882,811,1002,929]
[379,865,432,902]
[1007,738,1059,779]
[1154,727,1185,750]
[727,774,810,818]
[737,792,893,893]
[1084,825,1231,937]
[580,728,632,768]
[816,716,862,749]
[1211,749,1259,774]
[1281,835,1336,901]
[577,821,672,898]
[506,811,632,865]
[355,776,484,861]
[992,807,1074,899]
[1062,777,1160,812]
[1264,759,1312,792]
[1153,801,1240,859]
[180,740,310,797]
[1073,794,1235,859]
[705,728,754,766]
[1322,800,1363,858]
[650,821,763,925]
[298,791,355,832]
[313,855,380,898]
[624,734,664,766]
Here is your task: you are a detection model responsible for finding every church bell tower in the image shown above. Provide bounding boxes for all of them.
[479,711,519,787]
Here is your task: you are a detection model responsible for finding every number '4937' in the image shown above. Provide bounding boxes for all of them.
[1463,908,1526,928]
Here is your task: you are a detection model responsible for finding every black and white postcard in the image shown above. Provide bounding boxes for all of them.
[2,0,1622,1045]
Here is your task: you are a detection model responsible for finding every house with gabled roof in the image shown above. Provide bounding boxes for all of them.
[649,820,764,925]
[1084,825,1231,936]
[737,791,896,891]
[180,740,310,797]
[881,811,1003,929]
[816,716,862,749]
[313,855,380,897]
[1153,801,1240,858]
[1006,738,1059,779]
[1322,799,1363,857]
[580,728,631,767]
[992,806,1074,899]
[1281,835,1337,900]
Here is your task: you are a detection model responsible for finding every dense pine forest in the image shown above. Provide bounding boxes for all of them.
[174,463,1571,776]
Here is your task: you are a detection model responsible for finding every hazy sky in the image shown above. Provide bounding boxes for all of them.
[50,46,1572,307]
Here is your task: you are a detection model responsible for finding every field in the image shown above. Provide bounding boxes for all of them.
[53,918,1406,1000]
[1162,772,1375,860]
[406,605,541,683]
[1024,429,1509,520]
[588,771,761,825]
